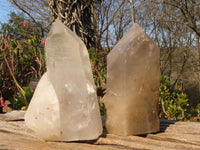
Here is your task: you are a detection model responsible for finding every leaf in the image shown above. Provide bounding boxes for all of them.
[0,54,4,59]
[10,41,17,49]
[19,57,24,63]
[23,87,33,103]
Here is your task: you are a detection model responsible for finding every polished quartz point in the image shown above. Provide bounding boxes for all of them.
[105,23,160,136]
[25,20,102,141]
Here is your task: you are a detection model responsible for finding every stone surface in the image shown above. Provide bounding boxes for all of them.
[0,110,25,121]
[105,23,160,136]
[25,20,102,141]
[1,119,200,150]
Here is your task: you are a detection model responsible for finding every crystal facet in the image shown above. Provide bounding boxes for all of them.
[105,23,160,136]
[25,20,102,141]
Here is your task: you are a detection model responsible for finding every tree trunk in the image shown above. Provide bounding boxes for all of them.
[91,1,102,52]
[197,35,200,80]
[49,0,96,49]
[196,34,200,96]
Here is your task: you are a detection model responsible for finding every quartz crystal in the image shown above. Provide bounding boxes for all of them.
[105,23,160,136]
[25,20,102,141]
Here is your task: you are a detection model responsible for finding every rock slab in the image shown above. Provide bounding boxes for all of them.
[25,20,102,141]
[1,118,200,150]
[105,23,160,136]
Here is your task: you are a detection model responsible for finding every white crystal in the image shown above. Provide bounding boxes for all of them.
[25,73,60,140]
[25,20,102,141]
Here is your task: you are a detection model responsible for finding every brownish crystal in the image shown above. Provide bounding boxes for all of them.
[105,23,160,136]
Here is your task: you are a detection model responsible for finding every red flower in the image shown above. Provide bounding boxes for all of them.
[42,38,45,46]
[0,96,6,107]
[22,22,28,28]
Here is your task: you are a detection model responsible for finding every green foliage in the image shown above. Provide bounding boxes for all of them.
[89,48,107,116]
[159,76,191,120]
[0,12,24,39]
[0,12,44,41]
[100,103,106,116]
[14,87,34,110]
[195,104,200,117]
[88,48,107,86]
[0,12,46,110]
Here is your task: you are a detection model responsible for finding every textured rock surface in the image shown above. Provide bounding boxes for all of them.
[0,110,25,121]
[25,20,102,141]
[1,117,200,150]
[105,23,160,136]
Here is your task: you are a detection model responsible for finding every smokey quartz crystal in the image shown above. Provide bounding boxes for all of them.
[105,23,160,136]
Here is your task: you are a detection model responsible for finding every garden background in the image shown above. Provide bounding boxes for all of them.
[0,0,200,121]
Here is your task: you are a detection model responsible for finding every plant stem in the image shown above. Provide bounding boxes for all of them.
[3,51,28,107]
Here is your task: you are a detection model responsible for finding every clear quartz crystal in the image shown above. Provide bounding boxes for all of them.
[25,20,102,141]
[105,23,160,136]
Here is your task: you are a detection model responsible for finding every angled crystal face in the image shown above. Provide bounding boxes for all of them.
[25,20,102,141]
[105,23,160,136]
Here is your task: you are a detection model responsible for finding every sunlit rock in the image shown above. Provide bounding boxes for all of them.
[25,20,102,141]
[105,23,160,136]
